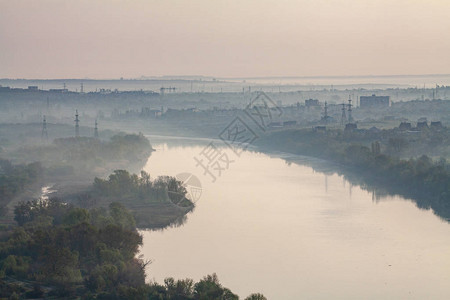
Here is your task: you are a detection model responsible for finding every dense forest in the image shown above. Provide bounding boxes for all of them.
[256,128,450,221]
[8,133,153,178]
[0,133,153,223]
[0,146,265,299]
[0,198,265,299]
[0,160,43,219]
[89,170,194,229]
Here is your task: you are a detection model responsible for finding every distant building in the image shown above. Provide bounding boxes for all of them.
[368,126,381,133]
[314,126,326,132]
[305,99,320,107]
[269,121,283,128]
[417,121,429,130]
[430,121,443,130]
[398,122,412,131]
[28,86,38,90]
[321,115,334,124]
[283,120,297,127]
[418,117,428,123]
[141,107,162,117]
[360,94,390,108]
[49,88,68,93]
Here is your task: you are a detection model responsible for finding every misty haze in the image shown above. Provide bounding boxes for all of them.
[0,1,449,299]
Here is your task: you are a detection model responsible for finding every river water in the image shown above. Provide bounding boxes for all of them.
[140,137,450,299]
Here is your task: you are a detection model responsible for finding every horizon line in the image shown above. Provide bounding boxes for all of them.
[2,73,450,81]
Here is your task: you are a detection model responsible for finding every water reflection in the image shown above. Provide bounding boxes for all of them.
[263,149,450,222]
[141,137,450,299]
[149,134,449,222]
[139,208,192,232]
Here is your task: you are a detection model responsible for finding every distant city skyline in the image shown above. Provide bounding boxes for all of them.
[2,73,450,81]
[1,0,450,79]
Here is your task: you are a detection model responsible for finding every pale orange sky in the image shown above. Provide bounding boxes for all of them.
[1,0,449,79]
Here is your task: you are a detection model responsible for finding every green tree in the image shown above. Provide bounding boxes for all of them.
[109,202,136,230]
[245,293,268,300]
[194,273,238,300]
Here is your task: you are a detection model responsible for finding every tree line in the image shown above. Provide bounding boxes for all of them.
[0,159,42,217]
[1,197,265,299]
[9,133,153,178]
[93,170,193,208]
[257,128,450,220]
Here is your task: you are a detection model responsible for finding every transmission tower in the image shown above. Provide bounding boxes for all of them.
[340,103,347,125]
[42,115,48,141]
[94,119,99,138]
[75,110,80,137]
[347,95,353,123]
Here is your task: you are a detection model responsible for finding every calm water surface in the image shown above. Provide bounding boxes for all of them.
[140,137,450,299]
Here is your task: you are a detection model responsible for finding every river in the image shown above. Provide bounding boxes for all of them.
[140,136,450,299]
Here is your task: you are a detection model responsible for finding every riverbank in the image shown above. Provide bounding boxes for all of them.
[139,138,450,299]
[144,132,450,222]
[0,132,154,224]
[254,128,450,221]
[47,169,194,230]
[0,197,255,299]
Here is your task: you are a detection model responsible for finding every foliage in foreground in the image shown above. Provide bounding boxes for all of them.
[1,198,264,299]
[2,199,143,298]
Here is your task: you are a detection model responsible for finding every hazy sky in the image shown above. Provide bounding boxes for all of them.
[1,0,450,79]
